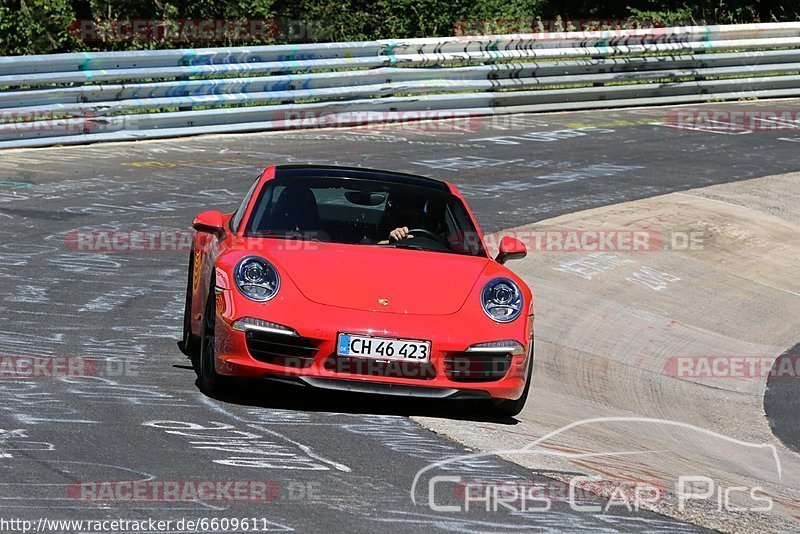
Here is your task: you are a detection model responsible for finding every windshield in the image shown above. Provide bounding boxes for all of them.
[244,176,486,257]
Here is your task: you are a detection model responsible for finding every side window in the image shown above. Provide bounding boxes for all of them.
[231,176,261,232]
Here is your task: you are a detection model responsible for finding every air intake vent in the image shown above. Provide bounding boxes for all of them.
[444,352,512,382]
[245,330,318,368]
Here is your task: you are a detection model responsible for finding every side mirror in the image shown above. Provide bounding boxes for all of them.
[193,210,226,238]
[495,236,527,264]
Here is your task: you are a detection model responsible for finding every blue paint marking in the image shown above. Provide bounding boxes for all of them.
[0,181,32,188]
[78,52,93,71]
[338,335,351,355]
[181,50,199,66]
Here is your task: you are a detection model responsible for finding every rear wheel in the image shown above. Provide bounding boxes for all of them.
[491,343,534,417]
[182,250,201,363]
[198,278,227,394]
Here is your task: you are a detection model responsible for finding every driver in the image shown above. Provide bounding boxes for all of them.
[378,193,426,244]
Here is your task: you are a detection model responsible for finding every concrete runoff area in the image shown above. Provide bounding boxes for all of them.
[414,172,800,532]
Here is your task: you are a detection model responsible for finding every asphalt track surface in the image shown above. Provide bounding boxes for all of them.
[0,100,799,532]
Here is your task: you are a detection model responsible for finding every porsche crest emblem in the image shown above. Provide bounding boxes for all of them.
[378,298,390,306]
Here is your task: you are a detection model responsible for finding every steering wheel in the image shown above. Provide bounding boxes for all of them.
[406,228,447,246]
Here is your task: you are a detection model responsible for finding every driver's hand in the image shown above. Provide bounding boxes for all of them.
[389,227,414,241]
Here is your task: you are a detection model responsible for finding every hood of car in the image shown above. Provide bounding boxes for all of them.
[276,244,489,315]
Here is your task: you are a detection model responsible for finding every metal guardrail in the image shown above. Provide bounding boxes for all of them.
[1,22,799,149]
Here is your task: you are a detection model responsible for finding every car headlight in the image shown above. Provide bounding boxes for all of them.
[481,278,522,323]
[235,256,280,302]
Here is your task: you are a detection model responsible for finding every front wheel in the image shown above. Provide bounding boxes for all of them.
[182,250,201,362]
[491,344,534,417]
[197,279,227,394]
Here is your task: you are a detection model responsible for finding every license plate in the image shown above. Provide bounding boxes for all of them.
[337,333,430,363]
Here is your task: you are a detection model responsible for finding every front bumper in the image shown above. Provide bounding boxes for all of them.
[213,294,533,400]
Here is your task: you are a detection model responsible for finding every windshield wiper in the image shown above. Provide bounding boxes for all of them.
[258,232,323,242]
[392,241,446,252]
[287,234,323,242]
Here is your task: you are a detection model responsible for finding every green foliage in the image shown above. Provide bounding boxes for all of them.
[277,0,545,41]
[79,0,276,50]
[627,6,696,26]
[1,0,799,55]
[0,0,78,55]
[623,1,800,25]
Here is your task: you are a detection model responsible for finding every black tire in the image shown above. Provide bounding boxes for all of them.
[181,250,201,363]
[198,278,227,394]
[491,343,534,417]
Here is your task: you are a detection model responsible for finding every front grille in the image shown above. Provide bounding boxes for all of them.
[323,355,436,380]
[245,330,318,368]
[444,352,512,382]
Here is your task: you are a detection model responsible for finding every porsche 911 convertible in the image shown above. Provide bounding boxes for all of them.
[182,165,534,415]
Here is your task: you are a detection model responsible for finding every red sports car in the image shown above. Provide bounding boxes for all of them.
[183,165,534,415]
